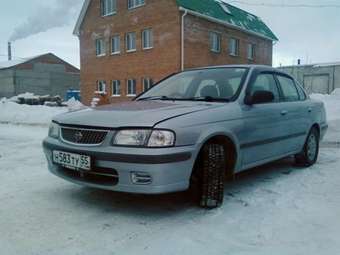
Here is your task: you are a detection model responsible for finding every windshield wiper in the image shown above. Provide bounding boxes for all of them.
[138,96,230,102]
[181,96,230,102]
[137,96,172,101]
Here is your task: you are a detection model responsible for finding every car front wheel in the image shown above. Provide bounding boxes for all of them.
[190,143,226,209]
[295,127,320,167]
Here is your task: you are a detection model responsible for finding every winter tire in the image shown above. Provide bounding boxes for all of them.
[190,143,226,209]
[295,127,320,167]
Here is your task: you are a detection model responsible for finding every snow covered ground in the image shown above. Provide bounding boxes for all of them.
[0,93,340,255]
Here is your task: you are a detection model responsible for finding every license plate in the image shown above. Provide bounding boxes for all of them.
[53,150,91,171]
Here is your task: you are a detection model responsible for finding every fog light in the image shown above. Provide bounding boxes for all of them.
[131,172,152,185]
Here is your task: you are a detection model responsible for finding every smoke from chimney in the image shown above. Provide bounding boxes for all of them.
[9,0,82,42]
[8,42,12,61]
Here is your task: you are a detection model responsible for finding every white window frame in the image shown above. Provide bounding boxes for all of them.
[127,79,137,97]
[210,32,221,53]
[101,0,117,16]
[111,80,121,97]
[96,80,107,95]
[229,38,239,56]
[142,29,153,50]
[128,0,145,10]
[247,43,255,60]
[96,38,106,57]
[126,32,137,52]
[111,35,121,55]
[143,78,153,92]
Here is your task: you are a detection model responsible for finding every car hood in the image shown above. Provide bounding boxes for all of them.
[54,101,224,128]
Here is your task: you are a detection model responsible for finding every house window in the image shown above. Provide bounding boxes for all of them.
[127,79,137,96]
[229,38,239,56]
[128,0,145,9]
[126,32,136,52]
[143,78,153,92]
[142,29,153,49]
[96,80,107,94]
[247,43,255,60]
[210,32,221,53]
[112,80,121,96]
[96,39,106,56]
[100,0,116,16]
[111,35,120,54]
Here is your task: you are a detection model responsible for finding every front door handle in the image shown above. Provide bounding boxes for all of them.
[281,110,288,116]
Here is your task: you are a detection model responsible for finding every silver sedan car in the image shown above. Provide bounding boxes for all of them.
[43,65,328,208]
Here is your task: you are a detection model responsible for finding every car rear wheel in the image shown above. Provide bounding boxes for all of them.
[190,143,226,209]
[295,127,320,167]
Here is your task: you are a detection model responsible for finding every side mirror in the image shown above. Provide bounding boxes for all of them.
[245,90,274,105]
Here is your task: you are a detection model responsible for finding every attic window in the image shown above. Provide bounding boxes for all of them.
[219,3,232,15]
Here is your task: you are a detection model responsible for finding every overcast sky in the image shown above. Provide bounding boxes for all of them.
[0,0,339,67]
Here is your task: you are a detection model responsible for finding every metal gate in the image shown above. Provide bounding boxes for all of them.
[303,74,330,94]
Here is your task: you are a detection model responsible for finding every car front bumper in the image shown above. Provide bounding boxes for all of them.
[42,137,198,194]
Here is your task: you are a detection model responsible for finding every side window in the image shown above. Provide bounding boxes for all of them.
[277,75,299,102]
[296,82,307,100]
[249,73,280,102]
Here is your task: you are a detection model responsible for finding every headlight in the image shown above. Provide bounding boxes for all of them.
[113,129,150,146]
[147,130,175,147]
[48,122,60,138]
[112,129,175,147]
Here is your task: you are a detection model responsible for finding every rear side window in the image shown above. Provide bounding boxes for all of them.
[277,75,299,102]
[249,73,280,102]
[296,82,307,100]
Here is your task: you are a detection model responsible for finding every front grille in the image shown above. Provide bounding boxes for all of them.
[61,127,108,145]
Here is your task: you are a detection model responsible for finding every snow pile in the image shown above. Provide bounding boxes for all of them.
[0,97,86,126]
[310,89,340,121]
[9,92,39,102]
[66,97,86,112]
[0,100,66,125]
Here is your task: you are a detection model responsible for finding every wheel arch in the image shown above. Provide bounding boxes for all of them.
[311,123,321,136]
[193,131,240,176]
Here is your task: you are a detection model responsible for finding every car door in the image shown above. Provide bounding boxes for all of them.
[240,72,288,167]
[274,74,311,153]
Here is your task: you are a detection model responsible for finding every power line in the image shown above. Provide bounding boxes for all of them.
[228,1,340,8]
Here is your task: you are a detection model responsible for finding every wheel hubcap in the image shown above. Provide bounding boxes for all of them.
[307,134,317,161]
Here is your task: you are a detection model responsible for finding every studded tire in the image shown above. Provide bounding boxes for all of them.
[295,127,320,167]
[191,143,226,209]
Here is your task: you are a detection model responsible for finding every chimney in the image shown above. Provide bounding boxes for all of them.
[297,59,301,65]
[8,42,12,61]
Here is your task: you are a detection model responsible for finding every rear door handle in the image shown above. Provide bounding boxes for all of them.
[308,107,312,113]
[281,110,288,116]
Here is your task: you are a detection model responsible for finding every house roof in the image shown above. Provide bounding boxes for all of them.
[177,0,278,41]
[280,61,340,68]
[0,54,45,70]
[0,53,80,72]
[73,0,277,41]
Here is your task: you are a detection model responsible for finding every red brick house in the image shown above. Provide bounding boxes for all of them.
[73,0,278,105]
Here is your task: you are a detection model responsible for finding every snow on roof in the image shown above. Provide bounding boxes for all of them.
[312,61,340,68]
[0,54,45,70]
[280,61,340,68]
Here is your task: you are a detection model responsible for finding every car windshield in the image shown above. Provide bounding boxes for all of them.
[137,67,248,102]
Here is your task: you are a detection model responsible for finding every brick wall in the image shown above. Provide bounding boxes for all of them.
[79,0,182,105]
[78,0,273,105]
[183,14,273,69]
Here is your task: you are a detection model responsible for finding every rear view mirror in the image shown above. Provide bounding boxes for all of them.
[245,90,274,105]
